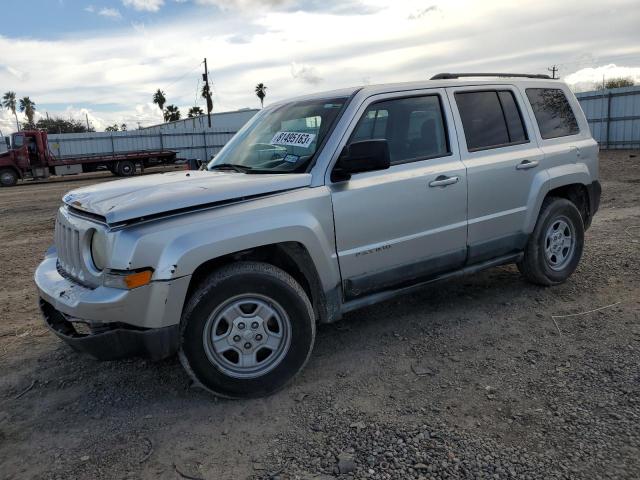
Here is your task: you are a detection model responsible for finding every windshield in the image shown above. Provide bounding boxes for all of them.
[208,97,347,173]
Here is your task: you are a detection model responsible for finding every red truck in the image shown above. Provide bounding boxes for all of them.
[0,130,177,187]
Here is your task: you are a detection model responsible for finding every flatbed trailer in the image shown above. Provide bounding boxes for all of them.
[0,130,177,186]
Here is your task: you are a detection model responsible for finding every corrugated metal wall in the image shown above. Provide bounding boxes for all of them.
[139,109,257,133]
[576,85,640,149]
[47,109,258,161]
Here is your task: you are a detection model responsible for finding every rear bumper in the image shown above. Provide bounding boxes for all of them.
[40,299,179,361]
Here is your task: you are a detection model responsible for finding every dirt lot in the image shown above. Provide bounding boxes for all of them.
[0,151,638,480]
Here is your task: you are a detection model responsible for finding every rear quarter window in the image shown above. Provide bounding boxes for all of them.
[526,88,579,139]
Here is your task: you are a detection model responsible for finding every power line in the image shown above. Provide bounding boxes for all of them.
[160,60,204,92]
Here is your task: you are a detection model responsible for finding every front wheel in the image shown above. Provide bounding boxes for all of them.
[518,197,584,285]
[0,168,18,187]
[179,262,315,398]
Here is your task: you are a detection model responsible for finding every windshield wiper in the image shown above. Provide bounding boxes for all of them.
[209,163,252,173]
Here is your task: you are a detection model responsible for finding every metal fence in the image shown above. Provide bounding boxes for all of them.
[45,108,259,162]
[48,128,240,162]
[576,85,640,149]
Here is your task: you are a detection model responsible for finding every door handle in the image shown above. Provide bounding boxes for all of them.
[516,159,539,170]
[429,175,459,187]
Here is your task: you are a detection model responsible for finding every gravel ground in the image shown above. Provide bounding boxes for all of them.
[0,151,638,480]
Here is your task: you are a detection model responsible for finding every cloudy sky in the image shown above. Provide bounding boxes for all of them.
[1,0,639,134]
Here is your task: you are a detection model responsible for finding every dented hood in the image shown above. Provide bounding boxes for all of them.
[63,170,312,224]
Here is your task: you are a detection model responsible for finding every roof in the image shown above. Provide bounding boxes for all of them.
[280,76,564,105]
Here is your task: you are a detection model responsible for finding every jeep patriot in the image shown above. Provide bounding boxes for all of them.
[35,73,601,398]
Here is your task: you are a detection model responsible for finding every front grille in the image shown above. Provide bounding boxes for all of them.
[55,216,85,283]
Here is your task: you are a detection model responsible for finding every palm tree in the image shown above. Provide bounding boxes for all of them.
[19,97,36,128]
[152,89,166,117]
[2,91,19,131]
[163,105,181,122]
[255,83,267,109]
[188,106,204,118]
[201,84,213,114]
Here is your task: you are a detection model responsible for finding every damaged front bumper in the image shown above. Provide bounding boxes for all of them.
[40,299,179,361]
[35,253,191,361]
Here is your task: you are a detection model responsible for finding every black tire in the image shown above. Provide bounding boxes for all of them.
[0,168,18,187]
[179,262,316,399]
[517,197,584,286]
[116,160,136,177]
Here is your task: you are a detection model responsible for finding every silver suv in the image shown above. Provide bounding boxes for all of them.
[35,73,601,398]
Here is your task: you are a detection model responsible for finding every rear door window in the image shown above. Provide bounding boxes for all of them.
[498,91,528,143]
[455,90,528,151]
[526,88,579,139]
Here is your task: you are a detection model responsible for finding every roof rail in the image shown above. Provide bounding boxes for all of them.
[430,73,552,80]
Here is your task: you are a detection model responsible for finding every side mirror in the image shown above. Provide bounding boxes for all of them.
[333,139,390,180]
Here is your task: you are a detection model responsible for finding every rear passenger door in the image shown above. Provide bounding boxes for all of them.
[448,86,545,263]
[330,90,468,300]
[523,87,584,172]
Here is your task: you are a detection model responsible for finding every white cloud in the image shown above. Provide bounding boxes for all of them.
[195,0,295,11]
[99,7,122,18]
[290,62,322,84]
[1,0,639,133]
[564,64,640,92]
[84,5,95,13]
[1,65,28,81]
[0,109,20,137]
[408,5,439,20]
[195,0,376,15]
[122,0,164,12]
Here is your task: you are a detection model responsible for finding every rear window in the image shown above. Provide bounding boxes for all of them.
[455,90,528,151]
[526,88,579,139]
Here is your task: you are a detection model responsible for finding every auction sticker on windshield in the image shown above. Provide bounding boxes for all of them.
[270,131,316,148]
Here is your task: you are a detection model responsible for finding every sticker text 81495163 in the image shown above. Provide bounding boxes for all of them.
[270,131,316,149]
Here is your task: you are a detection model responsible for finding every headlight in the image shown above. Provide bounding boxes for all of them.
[90,230,108,271]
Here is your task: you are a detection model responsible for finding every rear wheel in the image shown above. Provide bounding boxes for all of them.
[0,168,18,187]
[179,262,315,398]
[116,160,136,177]
[518,197,584,285]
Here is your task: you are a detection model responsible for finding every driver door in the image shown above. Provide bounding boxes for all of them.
[329,90,468,300]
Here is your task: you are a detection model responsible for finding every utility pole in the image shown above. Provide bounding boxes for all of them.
[547,65,559,79]
[202,58,212,128]
[85,113,90,131]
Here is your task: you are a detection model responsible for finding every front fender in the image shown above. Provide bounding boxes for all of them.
[112,187,341,292]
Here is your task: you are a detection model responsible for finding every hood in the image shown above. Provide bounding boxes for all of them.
[63,170,312,225]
